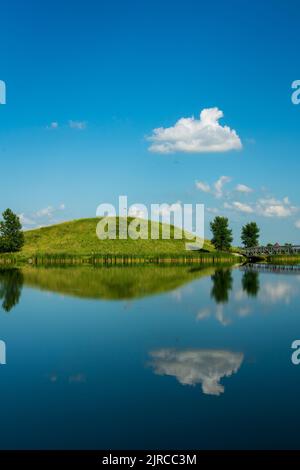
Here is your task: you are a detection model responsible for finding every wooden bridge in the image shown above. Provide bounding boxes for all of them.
[242,245,300,257]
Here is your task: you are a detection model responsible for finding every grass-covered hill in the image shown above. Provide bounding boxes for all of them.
[0,217,243,265]
[21,217,214,256]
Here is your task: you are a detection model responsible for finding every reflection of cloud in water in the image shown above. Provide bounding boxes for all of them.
[196,308,210,320]
[47,372,86,384]
[149,348,243,396]
[237,306,251,317]
[171,289,183,302]
[234,289,246,301]
[196,305,231,326]
[215,305,230,326]
[69,373,86,383]
[171,284,194,303]
[260,282,295,304]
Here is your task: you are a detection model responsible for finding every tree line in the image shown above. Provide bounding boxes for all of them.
[210,216,259,251]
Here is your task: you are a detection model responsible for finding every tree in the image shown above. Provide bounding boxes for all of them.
[210,216,233,251]
[241,222,260,248]
[0,209,24,253]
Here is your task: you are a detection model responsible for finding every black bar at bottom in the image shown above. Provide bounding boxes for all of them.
[0,450,299,466]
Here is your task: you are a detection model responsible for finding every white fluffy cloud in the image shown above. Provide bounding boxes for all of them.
[226,201,254,214]
[195,181,210,193]
[235,184,253,193]
[197,175,298,221]
[149,348,244,396]
[223,194,297,218]
[256,197,296,218]
[148,108,242,154]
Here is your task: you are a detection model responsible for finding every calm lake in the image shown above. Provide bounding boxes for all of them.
[0,263,299,449]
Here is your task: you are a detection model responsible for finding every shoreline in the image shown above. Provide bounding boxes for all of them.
[0,252,243,267]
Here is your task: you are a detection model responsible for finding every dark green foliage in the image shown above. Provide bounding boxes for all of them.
[241,222,260,248]
[210,269,233,303]
[0,269,24,312]
[210,216,233,251]
[0,209,24,253]
[242,271,260,297]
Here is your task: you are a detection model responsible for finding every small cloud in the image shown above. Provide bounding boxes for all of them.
[235,184,253,193]
[69,120,87,130]
[195,181,210,193]
[35,206,55,218]
[18,213,37,228]
[35,204,66,218]
[47,122,59,129]
[295,220,300,229]
[206,207,219,214]
[214,175,231,198]
[195,175,231,199]
[148,108,242,154]
[231,201,254,214]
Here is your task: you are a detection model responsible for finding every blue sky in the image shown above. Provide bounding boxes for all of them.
[0,0,300,244]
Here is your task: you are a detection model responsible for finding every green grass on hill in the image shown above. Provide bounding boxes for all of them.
[21,217,214,256]
[0,217,244,266]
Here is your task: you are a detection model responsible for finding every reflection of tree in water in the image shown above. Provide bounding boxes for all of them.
[0,269,24,312]
[210,269,233,303]
[242,271,260,297]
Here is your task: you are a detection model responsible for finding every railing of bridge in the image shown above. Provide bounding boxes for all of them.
[242,245,300,256]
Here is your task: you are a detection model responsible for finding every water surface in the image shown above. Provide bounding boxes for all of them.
[0,264,299,449]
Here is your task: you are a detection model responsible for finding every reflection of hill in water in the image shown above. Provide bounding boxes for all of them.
[22,265,219,300]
